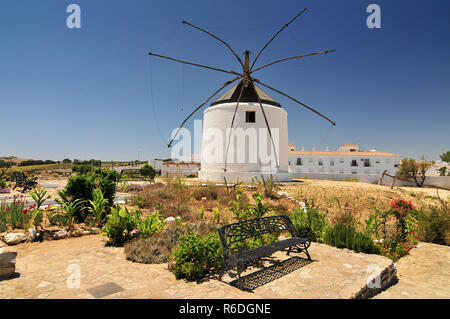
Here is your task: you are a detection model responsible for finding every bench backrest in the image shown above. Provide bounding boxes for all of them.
[218,215,296,256]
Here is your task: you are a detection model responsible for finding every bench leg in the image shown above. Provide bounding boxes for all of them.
[303,248,312,261]
[237,265,244,290]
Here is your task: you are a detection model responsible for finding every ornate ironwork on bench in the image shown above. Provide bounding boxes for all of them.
[12,171,38,193]
[217,215,312,289]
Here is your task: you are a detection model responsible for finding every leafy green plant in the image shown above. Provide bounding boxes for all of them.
[58,168,117,222]
[53,198,85,228]
[102,205,137,246]
[227,189,249,222]
[168,232,223,281]
[248,193,270,219]
[290,206,329,242]
[136,210,166,236]
[86,187,109,226]
[30,187,50,210]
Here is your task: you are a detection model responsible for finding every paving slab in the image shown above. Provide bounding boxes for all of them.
[374,242,450,299]
[0,235,396,299]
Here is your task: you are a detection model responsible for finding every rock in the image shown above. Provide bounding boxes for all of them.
[28,228,37,241]
[165,217,176,224]
[0,251,17,278]
[52,230,67,240]
[277,191,290,197]
[82,230,91,236]
[4,233,27,245]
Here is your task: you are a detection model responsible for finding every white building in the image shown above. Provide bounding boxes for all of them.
[162,162,199,177]
[148,159,163,175]
[288,144,402,182]
[198,80,291,182]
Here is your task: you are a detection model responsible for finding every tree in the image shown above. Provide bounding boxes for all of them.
[398,158,434,187]
[438,166,447,176]
[440,151,450,163]
[139,164,155,179]
[63,158,72,163]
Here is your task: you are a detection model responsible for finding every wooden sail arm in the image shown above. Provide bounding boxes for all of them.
[253,79,336,126]
[223,80,246,172]
[167,76,243,148]
[148,52,242,76]
[182,20,245,69]
[250,8,307,70]
[249,78,280,169]
[251,50,336,74]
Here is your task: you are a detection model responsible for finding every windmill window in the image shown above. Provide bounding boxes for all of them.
[245,111,255,123]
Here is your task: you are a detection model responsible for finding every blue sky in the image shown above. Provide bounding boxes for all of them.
[1,0,449,161]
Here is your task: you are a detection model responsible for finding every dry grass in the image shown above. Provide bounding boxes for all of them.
[283,179,449,227]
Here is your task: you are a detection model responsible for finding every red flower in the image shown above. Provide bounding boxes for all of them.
[5,207,9,211]
[22,208,28,214]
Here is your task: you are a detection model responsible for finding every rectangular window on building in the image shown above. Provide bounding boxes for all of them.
[339,168,344,174]
[296,158,302,166]
[351,160,358,167]
[330,160,335,166]
[318,160,323,166]
[339,158,344,164]
[352,170,357,174]
[245,111,255,123]
[364,159,371,167]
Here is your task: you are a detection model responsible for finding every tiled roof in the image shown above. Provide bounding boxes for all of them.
[289,150,401,157]
[339,144,359,149]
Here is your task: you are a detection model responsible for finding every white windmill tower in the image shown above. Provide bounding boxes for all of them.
[149,8,336,182]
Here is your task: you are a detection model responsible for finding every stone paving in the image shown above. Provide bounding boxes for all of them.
[0,235,397,299]
[374,242,450,299]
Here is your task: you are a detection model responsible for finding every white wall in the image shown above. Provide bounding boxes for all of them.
[288,154,401,176]
[199,102,290,181]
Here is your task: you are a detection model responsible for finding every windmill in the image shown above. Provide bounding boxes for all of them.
[148,8,336,181]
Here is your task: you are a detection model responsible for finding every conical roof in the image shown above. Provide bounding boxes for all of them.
[210,80,281,107]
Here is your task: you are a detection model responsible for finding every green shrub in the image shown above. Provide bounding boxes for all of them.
[290,206,329,242]
[169,232,223,280]
[102,206,138,246]
[72,164,93,174]
[139,164,155,178]
[192,186,218,201]
[58,168,117,222]
[416,203,449,245]
[324,224,378,254]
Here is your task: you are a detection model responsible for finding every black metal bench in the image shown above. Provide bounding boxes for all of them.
[218,215,311,289]
[12,171,38,193]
